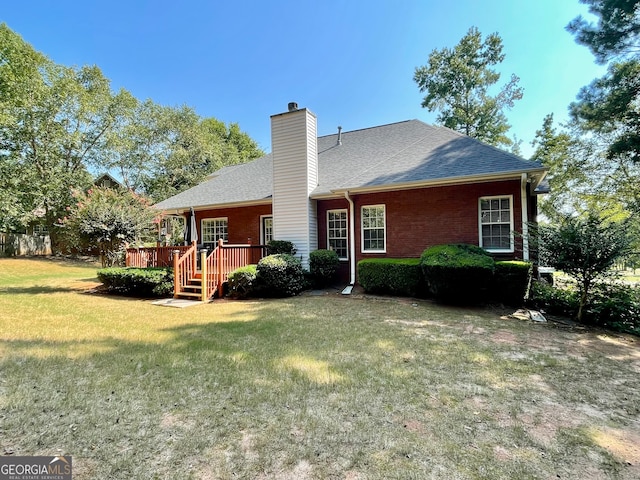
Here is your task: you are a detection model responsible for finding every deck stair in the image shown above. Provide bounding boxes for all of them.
[175,273,205,299]
[126,240,266,302]
[168,239,267,302]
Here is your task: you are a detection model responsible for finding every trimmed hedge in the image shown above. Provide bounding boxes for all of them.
[256,254,305,297]
[227,264,258,299]
[266,240,297,255]
[97,267,173,297]
[358,258,422,297]
[309,249,340,287]
[420,244,495,304]
[492,260,532,306]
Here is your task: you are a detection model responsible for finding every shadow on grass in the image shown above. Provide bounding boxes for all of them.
[2,297,640,479]
[0,285,86,295]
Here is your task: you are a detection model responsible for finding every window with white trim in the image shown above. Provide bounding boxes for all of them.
[479,196,513,251]
[202,217,228,244]
[32,224,48,236]
[361,205,386,252]
[327,209,348,260]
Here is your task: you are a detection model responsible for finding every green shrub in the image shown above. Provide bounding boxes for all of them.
[584,283,640,334]
[309,249,340,287]
[227,264,258,299]
[358,258,423,297]
[266,240,297,255]
[527,281,579,317]
[528,280,640,335]
[256,254,305,297]
[97,267,173,297]
[492,261,532,306]
[420,244,494,304]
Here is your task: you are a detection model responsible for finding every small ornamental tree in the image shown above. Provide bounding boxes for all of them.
[62,187,158,266]
[539,213,631,322]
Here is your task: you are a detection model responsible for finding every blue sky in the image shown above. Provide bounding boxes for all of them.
[2,1,604,158]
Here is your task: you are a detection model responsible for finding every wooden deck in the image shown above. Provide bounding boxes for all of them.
[126,240,267,300]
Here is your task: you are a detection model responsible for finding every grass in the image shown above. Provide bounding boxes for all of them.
[1,258,640,479]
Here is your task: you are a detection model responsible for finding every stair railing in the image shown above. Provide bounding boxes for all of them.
[201,239,266,301]
[173,241,197,299]
[203,239,223,301]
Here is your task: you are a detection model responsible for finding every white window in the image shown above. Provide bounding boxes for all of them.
[361,205,386,253]
[479,196,513,252]
[202,218,228,244]
[32,224,48,236]
[261,216,273,244]
[327,209,348,260]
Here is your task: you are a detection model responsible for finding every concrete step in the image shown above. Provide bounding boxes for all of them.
[176,291,203,299]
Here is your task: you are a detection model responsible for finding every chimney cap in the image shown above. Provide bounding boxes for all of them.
[287,102,298,112]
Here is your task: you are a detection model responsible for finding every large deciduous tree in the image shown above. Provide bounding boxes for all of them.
[0,23,136,250]
[104,102,264,202]
[1,23,264,252]
[413,26,523,148]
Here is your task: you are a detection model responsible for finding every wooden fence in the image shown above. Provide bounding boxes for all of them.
[0,233,51,256]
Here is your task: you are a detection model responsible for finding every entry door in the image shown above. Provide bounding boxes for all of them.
[261,216,273,245]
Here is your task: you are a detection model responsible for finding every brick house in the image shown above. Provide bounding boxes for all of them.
[155,103,548,286]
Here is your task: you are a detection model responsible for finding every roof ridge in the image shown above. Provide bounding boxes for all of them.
[317,119,415,139]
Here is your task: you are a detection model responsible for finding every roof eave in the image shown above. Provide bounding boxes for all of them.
[325,168,549,197]
[155,198,273,215]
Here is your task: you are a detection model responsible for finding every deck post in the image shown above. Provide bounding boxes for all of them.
[191,240,197,269]
[217,238,224,297]
[172,250,180,298]
[200,249,208,302]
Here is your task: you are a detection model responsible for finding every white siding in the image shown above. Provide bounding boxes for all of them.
[271,108,318,267]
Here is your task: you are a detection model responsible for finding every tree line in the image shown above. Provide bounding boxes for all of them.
[414,0,639,324]
[414,0,639,251]
[0,24,264,251]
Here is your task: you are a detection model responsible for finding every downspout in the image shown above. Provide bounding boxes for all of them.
[521,173,530,261]
[344,191,356,286]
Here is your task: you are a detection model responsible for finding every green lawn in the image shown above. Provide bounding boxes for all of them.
[1,258,639,479]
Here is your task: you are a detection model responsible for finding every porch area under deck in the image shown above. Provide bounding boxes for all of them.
[125,240,267,301]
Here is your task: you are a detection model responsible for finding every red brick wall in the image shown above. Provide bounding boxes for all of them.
[189,180,529,284]
[317,180,526,282]
[193,204,272,245]
[353,180,523,260]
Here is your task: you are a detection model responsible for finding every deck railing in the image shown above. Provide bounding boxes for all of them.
[172,242,198,298]
[201,240,268,300]
[125,244,192,268]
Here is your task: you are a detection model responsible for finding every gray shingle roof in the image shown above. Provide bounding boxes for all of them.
[155,120,545,211]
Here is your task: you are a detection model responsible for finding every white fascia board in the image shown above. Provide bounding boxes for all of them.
[324,170,548,198]
[156,198,273,215]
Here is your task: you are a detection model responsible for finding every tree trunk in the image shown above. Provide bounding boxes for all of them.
[577,280,590,323]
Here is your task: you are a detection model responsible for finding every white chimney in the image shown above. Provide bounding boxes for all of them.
[270,105,318,267]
